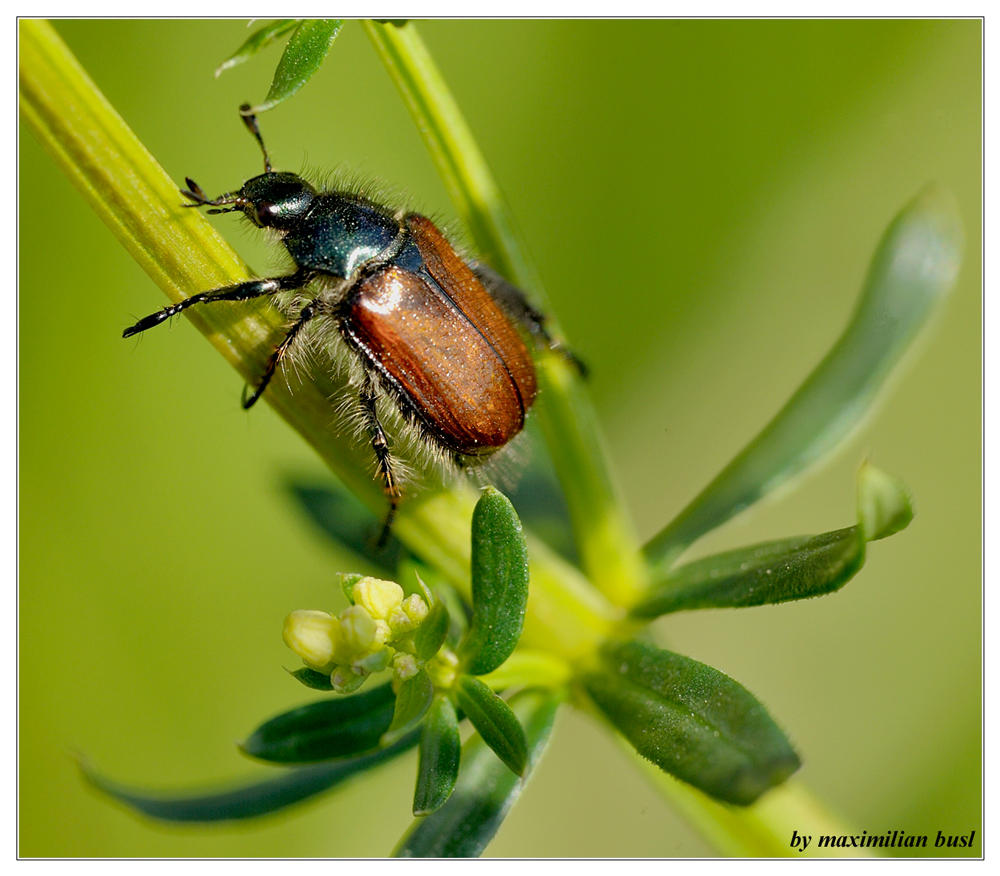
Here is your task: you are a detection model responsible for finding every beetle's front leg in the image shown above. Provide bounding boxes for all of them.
[240,291,324,409]
[122,270,314,338]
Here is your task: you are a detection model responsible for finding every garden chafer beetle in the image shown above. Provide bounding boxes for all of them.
[124,106,579,541]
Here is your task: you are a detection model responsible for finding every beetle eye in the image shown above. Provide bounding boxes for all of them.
[254,201,278,226]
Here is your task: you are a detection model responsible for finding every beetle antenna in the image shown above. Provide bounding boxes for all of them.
[239,103,273,174]
[180,178,244,213]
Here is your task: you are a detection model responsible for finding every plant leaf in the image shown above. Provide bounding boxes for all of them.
[583,640,800,806]
[382,670,434,745]
[215,19,300,77]
[394,689,559,857]
[413,598,450,662]
[631,526,865,618]
[241,683,395,764]
[79,733,416,822]
[459,488,529,676]
[644,184,963,572]
[413,694,461,816]
[246,19,343,115]
[635,461,915,617]
[632,527,866,617]
[454,676,527,777]
[288,667,334,691]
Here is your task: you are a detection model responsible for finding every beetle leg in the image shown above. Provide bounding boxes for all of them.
[468,262,588,377]
[358,373,401,546]
[241,292,325,409]
[122,269,314,339]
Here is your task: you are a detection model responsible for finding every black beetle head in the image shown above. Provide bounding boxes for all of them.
[239,172,316,230]
[181,171,316,232]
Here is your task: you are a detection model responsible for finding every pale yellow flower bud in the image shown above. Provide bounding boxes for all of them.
[373,619,392,645]
[402,594,429,625]
[387,604,416,636]
[393,652,419,681]
[352,577,404,620]
[283,610,340,673]
[426,648,459,689]
[335,605,377,663]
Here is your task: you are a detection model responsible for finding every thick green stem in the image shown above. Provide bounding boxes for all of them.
[628,746,869,858]
[18,16,614,663]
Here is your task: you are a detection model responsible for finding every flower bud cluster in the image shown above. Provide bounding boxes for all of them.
[283,576,430,694]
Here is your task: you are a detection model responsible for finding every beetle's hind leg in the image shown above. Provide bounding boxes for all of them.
[468,262,588,377]
[358,372,402,547]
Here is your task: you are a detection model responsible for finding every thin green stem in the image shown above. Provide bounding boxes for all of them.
[363,20,647,606]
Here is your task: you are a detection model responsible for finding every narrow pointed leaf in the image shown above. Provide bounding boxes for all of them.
[414,598,450,661]
[383,670,434,745]
[633,527,866,617]
[454,676,527,776]
[460,488,529,676]
[394,689,559,857]
[246,19,343,114]
[645,185,963,571]
[215,19,299,77]
[413,695,461,815]
[80,733,417,822]
[241,683,395,764]
[635,461,914,617]
[288,667,334,691]
[583,640,800,806]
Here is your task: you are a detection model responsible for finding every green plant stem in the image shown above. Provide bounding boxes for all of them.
[363,20,648,607]
[625,741,869,858]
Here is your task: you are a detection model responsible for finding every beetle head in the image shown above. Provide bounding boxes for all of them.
[181,172,316,231]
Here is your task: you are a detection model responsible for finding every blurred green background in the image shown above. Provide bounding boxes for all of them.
[20,19,980,857]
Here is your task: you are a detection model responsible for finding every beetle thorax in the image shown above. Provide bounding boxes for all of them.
[282,192,405,279]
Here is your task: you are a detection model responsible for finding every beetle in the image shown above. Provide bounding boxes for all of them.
[124,105,578,542]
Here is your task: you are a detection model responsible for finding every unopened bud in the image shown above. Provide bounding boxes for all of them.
[283,610,340,673]
[336,605,377,662]
[352,577,404,620]
[393,652,419,681]
[402,594,429,625]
